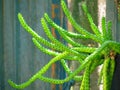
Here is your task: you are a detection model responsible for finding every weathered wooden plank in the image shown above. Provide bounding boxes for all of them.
[117,21,120,42]
[106,0,118,41]
[0,0,4,90]
[14,0,21,86]
[51,0,67,90]
[2,0,17,90]
[18,1,35,90]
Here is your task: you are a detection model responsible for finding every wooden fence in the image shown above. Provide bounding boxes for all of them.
[106,0,120,42]
[0,0,67,90]
[0,0,120,90]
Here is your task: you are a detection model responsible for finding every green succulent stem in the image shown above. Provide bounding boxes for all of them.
[8,0,120,90]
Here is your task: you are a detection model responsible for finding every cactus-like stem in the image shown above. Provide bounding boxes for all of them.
[8,0,120,90]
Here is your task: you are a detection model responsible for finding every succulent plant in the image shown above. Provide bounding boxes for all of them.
[8,0,120,90]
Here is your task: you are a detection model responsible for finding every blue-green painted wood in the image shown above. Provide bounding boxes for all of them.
[0,0,4,90]
[116,21,120,42]
[51,0,67,90]
[3,0,17,90]
[106,0,118,41]
[0,0,67,90]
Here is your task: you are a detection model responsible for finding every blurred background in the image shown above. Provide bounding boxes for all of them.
[0,0,120,90]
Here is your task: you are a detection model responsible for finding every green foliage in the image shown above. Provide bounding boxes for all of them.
[8,0,120,90]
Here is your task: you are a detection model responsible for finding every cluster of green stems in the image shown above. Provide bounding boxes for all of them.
[8,0,120,90]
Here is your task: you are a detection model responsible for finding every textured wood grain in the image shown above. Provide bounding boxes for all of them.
[0,0,66,90]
